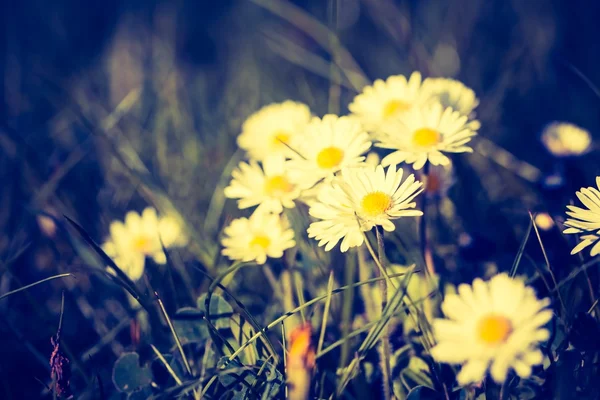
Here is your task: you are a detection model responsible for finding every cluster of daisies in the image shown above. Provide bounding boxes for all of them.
[97,70,599,388]
[222,72,480,259]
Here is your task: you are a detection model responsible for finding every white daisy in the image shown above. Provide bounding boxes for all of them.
[431,273,552,385]
[348,72,427,136]
[237,101,312,161]
[378,102,479,170]
[421,77,479,117]
[102,207,188,281]
[541,122,592,157]
[307,164,423,252]
[221,211,296,265]
[224,155,301,213]
[288,114,372,188]
[563,177,600,256]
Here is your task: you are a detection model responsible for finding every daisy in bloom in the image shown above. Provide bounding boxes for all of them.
[221,211,295,265]
[541,122,592,157]
[288,114,371,188]
[307,164,423,252]
[348,72,426,136]
[377,102,479,170]
[563,177,600,256]
[430,273,552,385]
[224,155,302,213]
[237,101,312,161]
[102,207,188,281]
[421,77,479,117]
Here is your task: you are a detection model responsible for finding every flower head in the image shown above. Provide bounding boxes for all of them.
[237,101,312,161]
[378,102,478,170]
[541,122,592,157]
[349,72,426,136]
[288,114,371,188]
[421,77,479,117]
[431,273,552,385]
[221,211,295,265]
[563,177,600,256]
[307,164,423,252]
[102,207,188,281]
[225,155,301,213]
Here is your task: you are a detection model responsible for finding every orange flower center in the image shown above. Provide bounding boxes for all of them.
[316,146,345,170]
[265,175,294,196]
[250,235,271,250]
[272,131,290,147]
[132,236,153,254]
[412,128,441,148]
[383,99,411,118]
[477,314,513,345]
[361,191,392,217]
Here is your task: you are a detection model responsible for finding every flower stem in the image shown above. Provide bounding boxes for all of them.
[421,161,435,275]
[375,226,392,400]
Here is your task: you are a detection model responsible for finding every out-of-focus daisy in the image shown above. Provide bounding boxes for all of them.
[225,155,301,213]
[307,164,423,252]
[422,77,479,117]
[288,115,371,187]
[221,211,295,265]
[431,273,552,385]
[102,207,188,281]
[563,177,600,256]
[378,102,478,170]
[237,101,312,161]
[541,122,592,157]
[349,72,426,136]
[534,212,554,232]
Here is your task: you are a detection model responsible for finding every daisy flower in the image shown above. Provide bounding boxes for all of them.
[431,273,552,385]
[237,101,312,161]
[541,122,592,157]
[102,207,188,281]
[224,155,302,213]
[221,211,296,265]
[307,164,423,252]
[421,77,479,117]
[378,102,479,170]
[349,72,427,136]
[563,177,600,256]
[288,114,371,188]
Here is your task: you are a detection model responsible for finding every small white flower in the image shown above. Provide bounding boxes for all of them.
[237,101,312,161]
[288,114,371,188]
[378,102,479,170]
[421,77,479,117]
[225,155,301,213]
[563,177,600,256]
[221,211,296,265]
[431,273,552,385]
[541,122,592,157]
[349,72,427,136]
[102,207,188,281]
[307,164,423,252]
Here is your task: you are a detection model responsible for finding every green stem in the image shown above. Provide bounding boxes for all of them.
[375,227,392,400]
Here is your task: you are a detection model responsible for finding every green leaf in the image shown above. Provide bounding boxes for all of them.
[406,385,443,400]
[112,352,152,393]
[198,293,234,330]
[126,386,153,400]
[172,307,209,344]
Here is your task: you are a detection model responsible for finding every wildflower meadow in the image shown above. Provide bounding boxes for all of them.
[2,1,600,399]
